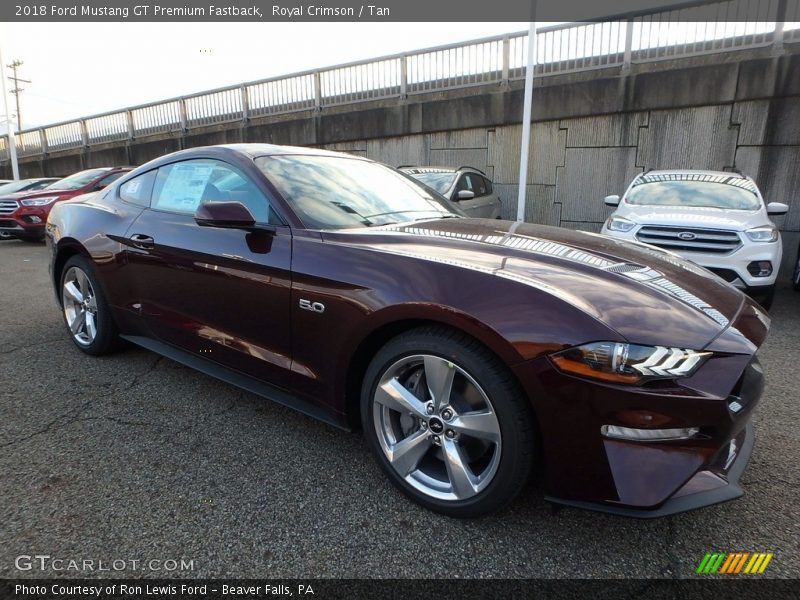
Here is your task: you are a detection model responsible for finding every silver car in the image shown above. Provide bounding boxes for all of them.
[400,166,501,219]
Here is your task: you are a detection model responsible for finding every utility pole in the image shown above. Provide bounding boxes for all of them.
[0,46,20,179]
[6,60,30,131]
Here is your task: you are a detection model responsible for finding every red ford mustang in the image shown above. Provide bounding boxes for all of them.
[46,144,768,518]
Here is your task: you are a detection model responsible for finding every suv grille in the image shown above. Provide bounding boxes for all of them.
[636,225,741,254]
[0,200,18,215]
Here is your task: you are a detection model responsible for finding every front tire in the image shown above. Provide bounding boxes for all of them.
[361,326,535,518]
[60,255,120,355]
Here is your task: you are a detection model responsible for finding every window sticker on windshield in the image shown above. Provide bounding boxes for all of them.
[158,163,214,212]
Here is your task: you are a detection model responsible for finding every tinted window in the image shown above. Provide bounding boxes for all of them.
[119,171,156,207]
[45,169,110,191]
[256,154,459,230]
[152,159,271,223]
[627,180,760,210]
[483,176,493,194]
[456,173,487,197]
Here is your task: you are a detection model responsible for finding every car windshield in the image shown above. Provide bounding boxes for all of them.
[407,171,457,195]
[626,180,761,210]
[45,169,109,191]
[0,180,38,195]
[256,155,461,229]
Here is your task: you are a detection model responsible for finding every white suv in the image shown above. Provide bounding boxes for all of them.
[601,170,787,310]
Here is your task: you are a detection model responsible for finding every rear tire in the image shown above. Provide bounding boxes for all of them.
[361,326,535,518]
[60,255,120,355]
[793,244,800,292]
[757,285,776,311]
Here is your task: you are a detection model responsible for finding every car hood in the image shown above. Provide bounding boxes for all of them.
[324,218,756,350]
[614,204,765,231]
[0,189,71,200]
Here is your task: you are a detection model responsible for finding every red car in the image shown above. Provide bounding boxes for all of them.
[0,167,131,241]
[46,145,767,518]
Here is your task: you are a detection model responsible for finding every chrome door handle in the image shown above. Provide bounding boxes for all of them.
[129,234,155,249]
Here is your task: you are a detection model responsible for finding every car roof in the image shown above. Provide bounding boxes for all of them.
[219,143,367,160]
[632,170,758,193]
[400,166,487,176]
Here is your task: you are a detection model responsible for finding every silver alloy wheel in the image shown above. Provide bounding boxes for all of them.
[372,354,502,501]
[62,266,99,346]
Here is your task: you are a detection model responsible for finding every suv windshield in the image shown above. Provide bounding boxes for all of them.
[407,171,457,195]
[627,180,760,210]
[0,180,37,195]
[45,169,109,191]
[256,155,460,229]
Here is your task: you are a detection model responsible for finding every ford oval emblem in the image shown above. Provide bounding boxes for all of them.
[678,231,696,241]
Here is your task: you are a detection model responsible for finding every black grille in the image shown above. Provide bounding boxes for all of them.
[636,225,741,254]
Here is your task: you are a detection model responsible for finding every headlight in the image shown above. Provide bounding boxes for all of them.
[550,342,711,385]
[745,225,778,242]
[605,215,636,233]
[20,196,60,206]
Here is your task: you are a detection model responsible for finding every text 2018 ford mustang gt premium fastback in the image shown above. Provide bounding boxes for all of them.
[46,145,768,518]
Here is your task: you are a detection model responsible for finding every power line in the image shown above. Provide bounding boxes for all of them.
[6,60,30,131]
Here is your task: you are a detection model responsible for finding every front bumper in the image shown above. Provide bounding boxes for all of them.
[0,206,48,237]
[602,227,782,290]
[546,422,754,518]
[513,342,764,518]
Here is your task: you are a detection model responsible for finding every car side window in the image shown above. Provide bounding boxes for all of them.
[151,159,272,224]
[472,175,487,197]
[456,174,487,198]
[119,170,156,207]
[482,176,493,195]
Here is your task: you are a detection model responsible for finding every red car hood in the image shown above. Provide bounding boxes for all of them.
[0,189,73,200]
[325,218,767,351]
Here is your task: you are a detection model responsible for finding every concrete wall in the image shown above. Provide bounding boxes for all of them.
[4,45,799,274]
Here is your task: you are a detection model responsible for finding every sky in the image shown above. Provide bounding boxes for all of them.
[0,22,528,131]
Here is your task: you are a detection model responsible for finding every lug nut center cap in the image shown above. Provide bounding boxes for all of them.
[428,417,444,434]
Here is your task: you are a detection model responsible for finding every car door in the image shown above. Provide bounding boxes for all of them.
[453,173,496,218]
[122,158,294,389]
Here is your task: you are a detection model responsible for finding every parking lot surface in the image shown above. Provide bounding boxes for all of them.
[0,239,798,579]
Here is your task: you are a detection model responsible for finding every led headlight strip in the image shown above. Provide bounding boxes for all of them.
[551,341,712,385]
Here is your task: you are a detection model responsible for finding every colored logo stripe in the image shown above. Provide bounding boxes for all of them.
[697,552,774,575]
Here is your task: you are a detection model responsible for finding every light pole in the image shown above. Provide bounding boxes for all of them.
[516,3,537,222]
[0,45,20,180]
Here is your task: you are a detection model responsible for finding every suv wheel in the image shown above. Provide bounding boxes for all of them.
[60,255,120,355]
[361,327,535,517]
[794,243,800,291]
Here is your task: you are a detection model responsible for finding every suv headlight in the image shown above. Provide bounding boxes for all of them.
[550,342,711,385]
[605,215,636,233]
[745,225,778,242]
[20,196,60,206]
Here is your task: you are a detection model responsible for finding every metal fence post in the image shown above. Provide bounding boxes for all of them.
[79,120,88,147]
[774,0,787,55]
[179,98,188,132]
[313,72,322,111]
[501,35,510,84]
[622,19,634,72]
[241,84,250,122]
[126,110,135,140]
[39,128,48,155]
[400,55,408,99]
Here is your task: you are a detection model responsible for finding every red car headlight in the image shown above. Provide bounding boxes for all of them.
[550,342,711,385]
[20,195,61,206]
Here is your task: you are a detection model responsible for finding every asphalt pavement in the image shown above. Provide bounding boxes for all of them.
[0,239,798,579]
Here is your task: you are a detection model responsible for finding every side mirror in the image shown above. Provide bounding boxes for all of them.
[604,194,621,207]
[456,190,475,200]
[195,201,256,229]
[766,202,788,216]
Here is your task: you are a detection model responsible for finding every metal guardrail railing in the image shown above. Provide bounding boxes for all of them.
[1,0,797,162]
